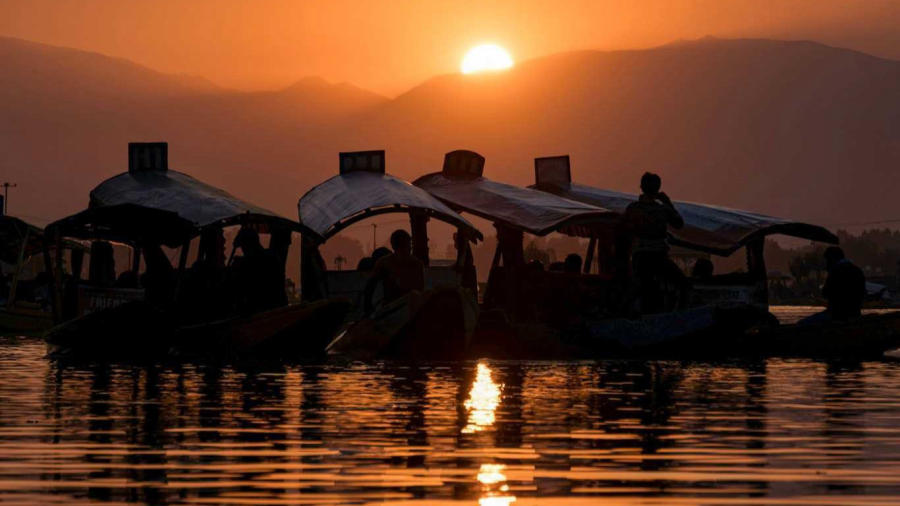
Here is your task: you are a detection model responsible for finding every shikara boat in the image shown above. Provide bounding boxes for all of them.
[0,215,86,334]
[44,142,349,360]
[298,150,483,358]
[530,155,839,308]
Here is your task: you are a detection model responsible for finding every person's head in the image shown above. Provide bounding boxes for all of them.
[564,253,583,274]
[527,259,544,271]
[372,247,392,261]
[692,258,714,279]
[357,256,375,271]
[640,172,662,196]
[389,230,412,254]
[234,227,262,254]
[824,246,845,269]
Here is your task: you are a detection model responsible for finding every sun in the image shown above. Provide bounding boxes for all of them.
[461,44,514,74]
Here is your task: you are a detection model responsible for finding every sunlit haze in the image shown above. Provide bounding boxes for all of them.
[0,0,898,94]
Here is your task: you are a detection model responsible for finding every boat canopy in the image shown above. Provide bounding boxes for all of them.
[0,216,86,264]
[0,216,43,264]
[49,143,311,247]
[298,150,483,242]
[413,150,618,237]
[532,155,839,255]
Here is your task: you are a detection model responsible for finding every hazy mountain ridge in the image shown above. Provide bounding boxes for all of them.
[2,36,898,234]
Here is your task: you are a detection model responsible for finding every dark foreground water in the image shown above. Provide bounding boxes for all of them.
[2,310,900,505]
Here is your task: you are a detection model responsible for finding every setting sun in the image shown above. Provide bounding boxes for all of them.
[461,44,514,74]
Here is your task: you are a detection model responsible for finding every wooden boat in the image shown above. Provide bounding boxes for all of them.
[298,150,483,357]
[326,287,477,360]
[736,311,900,359]
[0,215,87,335]
[47,298,352,361]
[529,154,838,308]
[44,142,345,360]
[469,303,774,360]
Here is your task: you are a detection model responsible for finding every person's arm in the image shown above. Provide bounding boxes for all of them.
[363,261,386,315]
[657,192,684,229]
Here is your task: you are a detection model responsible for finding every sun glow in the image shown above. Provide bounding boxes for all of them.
[461,44,514,74]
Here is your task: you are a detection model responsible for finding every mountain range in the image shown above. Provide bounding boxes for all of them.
[2,35,898,235]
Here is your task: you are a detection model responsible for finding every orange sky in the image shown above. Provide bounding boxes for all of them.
[1,0,898,95]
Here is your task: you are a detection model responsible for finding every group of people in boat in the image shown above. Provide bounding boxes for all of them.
[77,225,290,322]
[354,171,867,324]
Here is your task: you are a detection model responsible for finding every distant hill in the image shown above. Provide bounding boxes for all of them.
[349,38,900,227]
[0,36,387,223]
[2,36,898,236]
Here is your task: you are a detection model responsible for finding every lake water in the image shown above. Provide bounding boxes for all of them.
[2,308,900,505]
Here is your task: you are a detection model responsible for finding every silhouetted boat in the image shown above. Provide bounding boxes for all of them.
[530,154,838,308]
[738,311,900,359]
[44,142,349,360]
[0,215,87,334]
[298,150,483,357]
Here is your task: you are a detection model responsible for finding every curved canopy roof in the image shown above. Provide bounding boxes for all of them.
[47,204,197,249]
[0,216,45,264]
[0,216,86,264]
[298,171,483,242]
[413,151,618,237]
[50,143,311,246]
[532,156,838,255]
[91,169,304,234]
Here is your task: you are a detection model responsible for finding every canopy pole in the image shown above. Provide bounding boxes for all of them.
[300,236,326,302]
[584,236,597,274]
[131,246,142,279]
[173,239,190,302]
[6,228,30,309]
[410,211,430,266]
[746,238,768,306]
[49,231,64,323]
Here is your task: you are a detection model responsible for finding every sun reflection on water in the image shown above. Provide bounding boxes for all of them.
[478,463,516,505]
[462,362,503,434]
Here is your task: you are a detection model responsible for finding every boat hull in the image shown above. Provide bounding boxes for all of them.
[46,299,351,361]
[327,287,477,360]
[0,306,54,335]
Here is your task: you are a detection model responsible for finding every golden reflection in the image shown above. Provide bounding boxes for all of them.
[462,363,503,434]
[478,463,516,505]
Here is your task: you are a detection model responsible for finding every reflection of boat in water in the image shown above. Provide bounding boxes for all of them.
[0,215,86,334]
[44,142,349,360]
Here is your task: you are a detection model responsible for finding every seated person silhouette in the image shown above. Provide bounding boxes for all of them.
[363,230,424,314]
[800,246,866,324]
[564,253,583,274]
[822,246,866,320]
[691,258,714,281]
[232,227,286,313]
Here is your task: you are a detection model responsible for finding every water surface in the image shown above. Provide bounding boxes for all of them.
[2,333,900,505]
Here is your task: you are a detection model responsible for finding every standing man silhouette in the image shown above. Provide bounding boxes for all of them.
[623,172,686,314]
